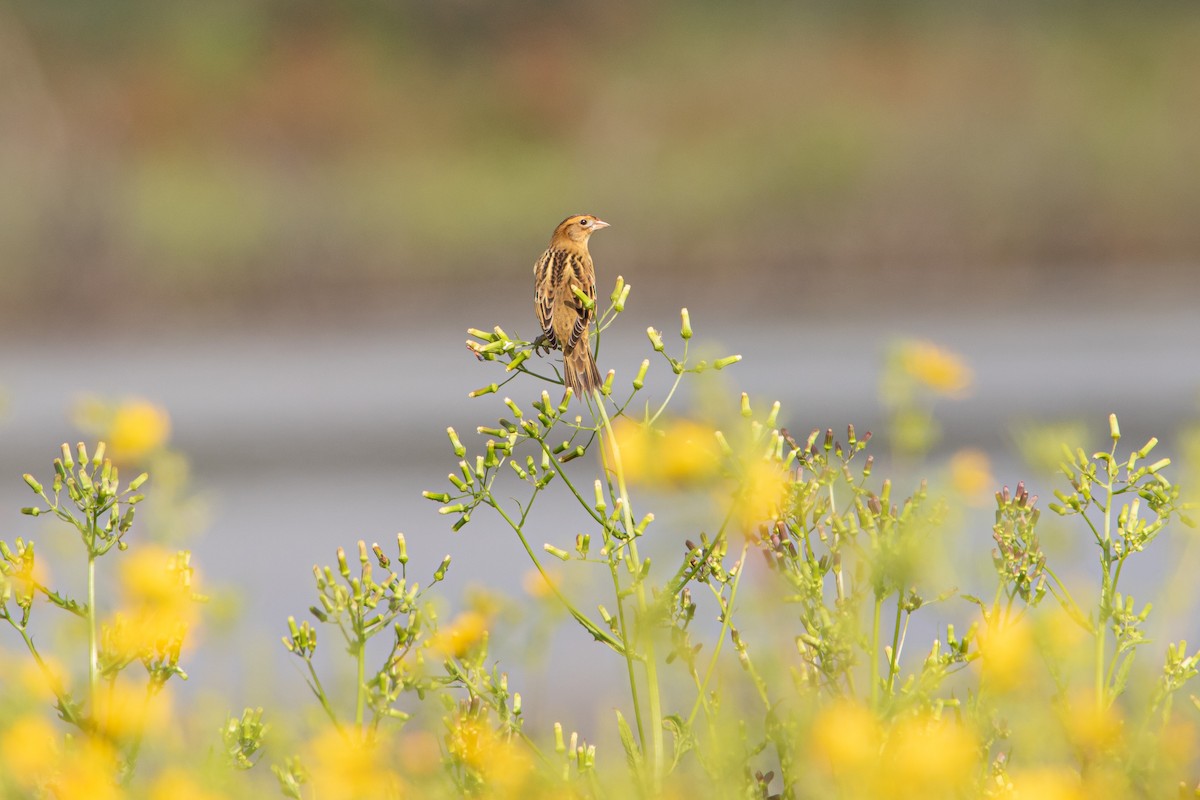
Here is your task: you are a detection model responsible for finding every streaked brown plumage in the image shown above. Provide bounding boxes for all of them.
[533,214,609,396]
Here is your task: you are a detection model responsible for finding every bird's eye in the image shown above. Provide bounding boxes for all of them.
[579,218,590,226]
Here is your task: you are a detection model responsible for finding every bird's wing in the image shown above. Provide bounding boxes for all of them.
[534,249,557,345]
[564,251,595,353]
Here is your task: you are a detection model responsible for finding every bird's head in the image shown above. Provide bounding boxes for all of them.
[551,214,610,247]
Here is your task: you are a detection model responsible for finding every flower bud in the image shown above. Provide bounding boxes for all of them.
[740,392,752,418]
[610,275,626,304]
[61,443,74,470]
[615,283,631,312]
[714,354,742,370]
[1109,413,1120,442]
[22,474,43,494]
[543,544,570,561]
[447,427,466,457]
[505,351,530,372]
[397,533,409,565]
[680,308,693,340]
[433,555,451,582]
[504,397,524,418]
[423,490,451,503]
[467,327,497,342]
[647,327,664,352]
[601,370,615,396]
[92,441,106,467]
[469,383,499,398]
[633,359,649,390]
[76,442,89,467]
[594,480,606,513]
[21,507,41,516]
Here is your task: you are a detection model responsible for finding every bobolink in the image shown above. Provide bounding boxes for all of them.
[533,214,609,396]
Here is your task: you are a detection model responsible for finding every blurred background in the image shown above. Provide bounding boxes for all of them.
[1,0,1198,725]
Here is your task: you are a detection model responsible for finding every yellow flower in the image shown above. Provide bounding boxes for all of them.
[1059,690,1123,755]
[107,546,199,662]
[608,417,720,488]
[977,616,1034,692]
[949,449,995,506]
[150,767,226,800]
[811,698,882,775]
[522,568,561,599]
[397,730,442,778]
[733,459,790,527]
[429,610,488,659]
[0,714,59,788]
[94,676,173,741]
[447,715,533,796]
[898,340,972,397]
[880,713,977,798]
[108,398,172,462]
[1007,767,1085,800]
[306,726,404,799]
[53,738,121,800]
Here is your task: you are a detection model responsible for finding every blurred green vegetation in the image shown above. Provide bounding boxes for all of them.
[2,1,1198,320]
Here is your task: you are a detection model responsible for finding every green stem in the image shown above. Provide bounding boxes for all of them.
[686,541,748,728]
[886,600,904,695]
[871,595,882,706]
[597,394,663,791]
[355,637,366,730]
[87,551,98,712]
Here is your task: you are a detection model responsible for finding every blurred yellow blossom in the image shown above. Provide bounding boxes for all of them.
[94,676,173,741]
[74,395,171,464]
[880,713,977,799]
[446,715,533,796]
[397,729,443,778]
[898,340,972,397]
[106,546,199,662]
[52,737,121,800]
[949,449,995,506]
[522,567,561,599]
[977,616,1035,692]
[734,459,790,527]
[150,767,226,800]
[1059,690,1123,756]
[811,698,882,774]
[306,726,404,799]
[609,417,719,488]
[1,714,59,789]
[1007,767,1085,800]
[429,610,488,659]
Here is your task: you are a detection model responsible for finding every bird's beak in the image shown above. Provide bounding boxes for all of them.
[592,219,611,230]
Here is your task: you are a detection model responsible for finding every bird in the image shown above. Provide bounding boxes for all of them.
[533,214,609,397]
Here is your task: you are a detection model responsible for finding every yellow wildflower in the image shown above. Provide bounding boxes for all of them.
[53,738,121,800]
[880,713,977,799]
[977,616,1035,693]
[734,459,790,527]
[811,698,882,775]
[522,567,561,599]
[949,449,995,506]
[150,767,225,800]
[0,714,59,789]
[306,726,404,799]
[107,546,199,662]
[898,340,972,397]
[429,610,488,659]
[94,676,173,741]
[1007,767,1085,800]
[608,417,720,488]
[107,398,172,463]
[447,715,533,796]
[1059,690,1123,755]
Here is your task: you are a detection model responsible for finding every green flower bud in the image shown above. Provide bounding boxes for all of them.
[766,401,780,428]
[633,359,649,390]
[21,507,41,516]
[609,275,625,304]
[76,442,89,467]
[559,446,586,463]
[469,383,499,398]
[447,427,466,457]
[601,370,615,396]
[570,284,595,310]
[594,480,606,513]
[506,350,530,372]
[467,327,498,342]
[740,392,752,418]
[433,555,451,582]
[61,443,74,470]
[714,354,742,370]
[510,461,529,480]
[424,490,451,503]
[543,544,570,561]
[615,283,631,312]
[504,397,524,418]
[647,327,664,352]
[397,533,409,565]
[22,474,42,494]
[634,513,655,536]
[1109,413,1120,442]
[92,441,106,467]
[680,308,692,340]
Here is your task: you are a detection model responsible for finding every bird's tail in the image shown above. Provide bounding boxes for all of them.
[564,345,602,398]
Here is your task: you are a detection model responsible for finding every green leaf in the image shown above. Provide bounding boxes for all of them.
[663,714,696,773]
[615,709,644,778]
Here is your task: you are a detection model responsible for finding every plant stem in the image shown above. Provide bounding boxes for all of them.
[597,394,663,791]
[88,551,99,712]
[355,637,366,730]
[871,595,882,706]
[887,600,904,695]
